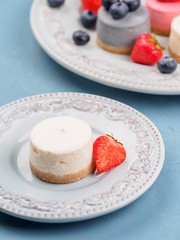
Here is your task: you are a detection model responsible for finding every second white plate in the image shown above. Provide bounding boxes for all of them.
[0,93,165,222]
[30,0,180,95]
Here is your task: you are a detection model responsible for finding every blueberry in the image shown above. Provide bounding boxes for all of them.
[157,56,177,74]
[81,10,97,29]
[73,30,90,46]
[48,0,65,8]
[101,0,119,11]
[122,0,140,12]
[109,2,129,20]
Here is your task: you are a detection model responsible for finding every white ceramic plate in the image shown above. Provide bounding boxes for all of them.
[30,0,180,95]
[0,92,164,222]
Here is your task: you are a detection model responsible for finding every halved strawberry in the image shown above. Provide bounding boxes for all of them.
[93,135,126,172]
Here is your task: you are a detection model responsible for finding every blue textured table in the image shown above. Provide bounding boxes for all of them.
[0,1,180,239]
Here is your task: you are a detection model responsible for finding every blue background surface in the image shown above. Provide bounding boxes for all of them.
[0,1,180,239]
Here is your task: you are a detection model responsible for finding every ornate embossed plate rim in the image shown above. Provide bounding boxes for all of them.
[0,93,165,222]
[30,0,180,95]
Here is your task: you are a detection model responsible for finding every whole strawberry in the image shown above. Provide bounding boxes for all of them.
[93,135,126,172]
[131,33,164,65]
[81,0,102,14]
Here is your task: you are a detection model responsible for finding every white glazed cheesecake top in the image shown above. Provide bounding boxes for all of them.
[30,116,92,154]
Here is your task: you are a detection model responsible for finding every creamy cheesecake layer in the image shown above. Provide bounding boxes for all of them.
[96,6,150,51]
[169,15,180,62]
[29,116,94,182]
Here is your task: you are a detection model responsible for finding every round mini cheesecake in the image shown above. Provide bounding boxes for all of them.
[29,116,94,184]
[146,0,180,36]
[96,5,150,54]
[169,15,180,63]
